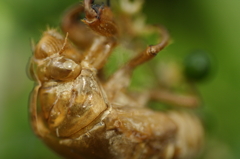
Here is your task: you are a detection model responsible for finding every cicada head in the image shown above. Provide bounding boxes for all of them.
[28,29,83,82]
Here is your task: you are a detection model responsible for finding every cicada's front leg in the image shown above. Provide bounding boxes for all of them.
[61,4,96,51]
[81,0,119,71]
[83,0,118,37]
[28,79,42,136]
[62,1,118,71]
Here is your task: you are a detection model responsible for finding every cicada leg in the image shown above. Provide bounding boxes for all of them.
[82,36,117,70]
[148,88,200,108]
[126,25,169,69]
[61,4,97,51]
[83,0,118,37]
[128,89,200,108]
[29,78,52,137]
[80,0,119,70]
[103,26,169,100]
[29,82,44,137]
[63,1,118,71]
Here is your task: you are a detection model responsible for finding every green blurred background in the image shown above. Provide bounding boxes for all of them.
[1,0,240,158]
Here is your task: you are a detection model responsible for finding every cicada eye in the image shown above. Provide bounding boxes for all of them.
[47,57,81,81]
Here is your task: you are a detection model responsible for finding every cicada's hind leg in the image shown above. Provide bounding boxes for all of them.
[147,87,200,108]
[103,26,170,100]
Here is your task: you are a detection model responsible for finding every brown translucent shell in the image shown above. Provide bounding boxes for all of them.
[28,1,204,159]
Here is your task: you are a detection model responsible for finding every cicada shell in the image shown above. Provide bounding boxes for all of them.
[28,0,204,159]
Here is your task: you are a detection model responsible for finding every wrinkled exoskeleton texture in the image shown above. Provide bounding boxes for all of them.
[28,0,204,159]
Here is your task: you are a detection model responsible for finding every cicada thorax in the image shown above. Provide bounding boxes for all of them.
[38,67,109,137]
[30,29,109,138]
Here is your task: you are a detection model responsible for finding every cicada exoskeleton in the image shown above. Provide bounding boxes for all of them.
[28,0,204,159]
